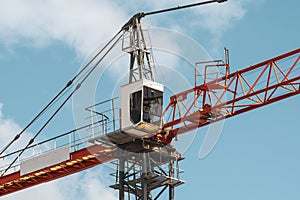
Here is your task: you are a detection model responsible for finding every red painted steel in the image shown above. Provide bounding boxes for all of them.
[0,145,115,197]
[1,48,299,197]
[153,48,300,143]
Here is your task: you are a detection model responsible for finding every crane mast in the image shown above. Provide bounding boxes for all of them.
[122,13,155,83]
[1,0,300,199]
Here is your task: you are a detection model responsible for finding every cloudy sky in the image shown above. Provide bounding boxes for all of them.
[1,0,300,199]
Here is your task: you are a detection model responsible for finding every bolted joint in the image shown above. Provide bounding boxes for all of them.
[122,12,145,31]
[75,83,81,90]
[14,134,20,141]
[28,138,34,145]
[66,80,73,87]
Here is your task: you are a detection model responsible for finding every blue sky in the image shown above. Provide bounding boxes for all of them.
[0,0,300,199]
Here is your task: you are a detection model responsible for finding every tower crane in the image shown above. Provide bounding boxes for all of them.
[0,0,300,199]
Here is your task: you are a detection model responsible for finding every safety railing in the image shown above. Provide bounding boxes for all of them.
[0,120,103,176]
[0,97,121,176]
[85,97,120,138]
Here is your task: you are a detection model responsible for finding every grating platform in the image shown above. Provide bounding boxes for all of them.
[90,130,176,154]
[110,172,184,195]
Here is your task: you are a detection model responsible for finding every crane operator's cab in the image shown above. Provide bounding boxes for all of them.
[121,79,163,137]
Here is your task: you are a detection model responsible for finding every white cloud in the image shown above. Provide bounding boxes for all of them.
[0,0,128,56]
[0,103,34,174]
[194,1,246,34]
[0,0,249,57]
[191,1,247,53]
[0,103,19,145]
[0,103,33,158]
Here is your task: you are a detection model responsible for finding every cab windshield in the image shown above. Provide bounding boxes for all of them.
[143,87,163,125]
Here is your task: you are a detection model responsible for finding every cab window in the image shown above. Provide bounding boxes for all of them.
[130,90,142,124]
[143,87,163,124]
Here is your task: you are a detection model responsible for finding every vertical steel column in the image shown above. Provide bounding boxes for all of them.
[111,146,184,200]
[169,161,174,200]
[119,158,125,200]
[141,153,150,200]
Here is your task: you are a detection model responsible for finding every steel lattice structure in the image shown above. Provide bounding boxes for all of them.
[1,48,299,197]
[1,1,300,199]
[153,48,300,144]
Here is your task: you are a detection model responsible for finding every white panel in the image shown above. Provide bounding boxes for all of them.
[121,79,144,129]
[121,79,164,130]
[20,146,70,176]
[143,80,164,92]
